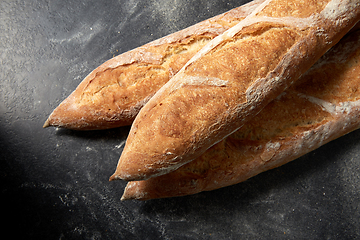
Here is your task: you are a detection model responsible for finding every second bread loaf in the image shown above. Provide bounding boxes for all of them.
[111,0,360,181]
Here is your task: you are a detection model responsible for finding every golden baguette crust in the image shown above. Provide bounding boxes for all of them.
[111,0,360,181]
[43,0,264,130]
[121,29,360,200]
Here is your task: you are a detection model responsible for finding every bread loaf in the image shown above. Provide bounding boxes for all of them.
[110,0,360,181]
[121,28,360,200]
[43,0,264,130]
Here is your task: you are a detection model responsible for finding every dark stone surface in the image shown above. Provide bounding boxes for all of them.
[1,0,359,239]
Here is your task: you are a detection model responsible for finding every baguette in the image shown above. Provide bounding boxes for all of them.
[43,0,264,130]
[121,28,360,200]
[110,0,360,181]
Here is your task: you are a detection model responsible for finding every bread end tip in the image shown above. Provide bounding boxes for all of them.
[120,195,129,201]
[43,119,50,128]
[109,174,120,182]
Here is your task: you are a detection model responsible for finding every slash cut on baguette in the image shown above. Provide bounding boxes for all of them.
[111,0,360,181]
[43,0,265,130]
[121,28,360,200]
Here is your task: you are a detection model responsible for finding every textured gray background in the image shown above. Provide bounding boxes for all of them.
[1,0,359,239]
